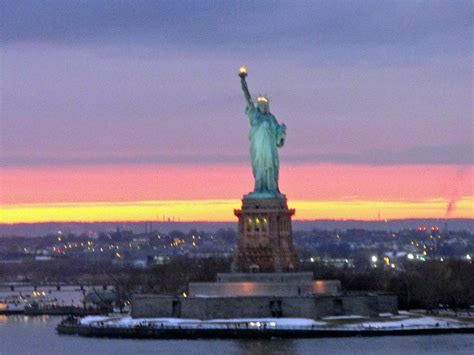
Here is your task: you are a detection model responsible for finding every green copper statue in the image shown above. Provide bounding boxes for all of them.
[239,66,286,198]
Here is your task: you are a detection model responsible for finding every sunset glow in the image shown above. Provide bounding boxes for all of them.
[1,163,472,223]
[1,1,472,226]
[1,198,473,224]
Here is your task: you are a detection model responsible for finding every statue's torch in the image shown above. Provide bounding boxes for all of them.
[239,65,248,78]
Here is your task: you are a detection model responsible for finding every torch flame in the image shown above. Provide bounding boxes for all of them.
[240,65,247,74]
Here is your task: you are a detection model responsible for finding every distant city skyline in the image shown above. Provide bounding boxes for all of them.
[1,1,472,223]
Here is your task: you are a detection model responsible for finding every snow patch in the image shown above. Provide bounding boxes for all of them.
[78,315,472,331]
[81,316,325,329]
[344,316,464,330]
[207,318,326,327]
[79,316,111,325]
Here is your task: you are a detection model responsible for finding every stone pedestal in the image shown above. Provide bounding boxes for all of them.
[231,195,299,272]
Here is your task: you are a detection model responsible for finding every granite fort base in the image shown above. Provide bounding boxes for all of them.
[132,272,398,319]
[132,294,398,320]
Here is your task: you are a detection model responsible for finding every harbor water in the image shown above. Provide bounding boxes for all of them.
[1,316,474,355]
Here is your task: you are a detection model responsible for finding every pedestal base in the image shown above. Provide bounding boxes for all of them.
[231,196,299,272]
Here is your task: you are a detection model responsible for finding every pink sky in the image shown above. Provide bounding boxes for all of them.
[1,2,472,222]
[2,163,471,203]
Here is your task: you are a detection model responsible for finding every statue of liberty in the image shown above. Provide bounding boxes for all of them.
[239,66,286,198]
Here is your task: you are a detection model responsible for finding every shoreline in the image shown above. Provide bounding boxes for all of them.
[56,322,474,339]
[0,308,104,317]
[56,315,474,339]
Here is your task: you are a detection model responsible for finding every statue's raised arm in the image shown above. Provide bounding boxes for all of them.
[239,66,254,108]
[237,66,286,197]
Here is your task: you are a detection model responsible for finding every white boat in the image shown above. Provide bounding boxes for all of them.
[0,295,28,314]
[0,290,57,314]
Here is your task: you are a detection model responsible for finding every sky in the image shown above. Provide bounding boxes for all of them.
[0,0,472,223]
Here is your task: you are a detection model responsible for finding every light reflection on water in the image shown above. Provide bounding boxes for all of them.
[0,316,473,355]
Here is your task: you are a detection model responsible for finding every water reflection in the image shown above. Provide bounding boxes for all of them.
[0,315,50,325]
[0,316,473,355]
[236,339,298,355]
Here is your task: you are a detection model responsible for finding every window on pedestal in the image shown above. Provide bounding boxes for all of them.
[246,217,252,233]
[255,217,260,232]
[262,217,268,233]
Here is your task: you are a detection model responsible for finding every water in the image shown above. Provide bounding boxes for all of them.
[0,316,473,355]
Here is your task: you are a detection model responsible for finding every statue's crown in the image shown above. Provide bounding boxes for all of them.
[257,96,269,103]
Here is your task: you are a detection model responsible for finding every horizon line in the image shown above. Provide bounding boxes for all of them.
[1,197,472,224]
[1,216,472,226]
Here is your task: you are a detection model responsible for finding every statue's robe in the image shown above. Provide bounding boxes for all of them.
[246,104,286,194]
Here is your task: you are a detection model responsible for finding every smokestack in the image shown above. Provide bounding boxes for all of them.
[445,166,468,218]
[445,197,457,218]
